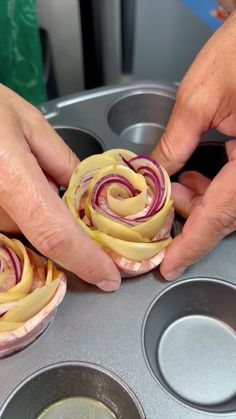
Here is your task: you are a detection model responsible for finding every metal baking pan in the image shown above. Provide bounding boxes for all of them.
[0,81,236,419]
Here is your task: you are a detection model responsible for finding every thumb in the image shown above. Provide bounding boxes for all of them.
[152,90,205,175]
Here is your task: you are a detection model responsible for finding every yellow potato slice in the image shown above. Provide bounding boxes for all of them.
[89,206,148,242]
[2,279,59,322]
[94,232,172,261]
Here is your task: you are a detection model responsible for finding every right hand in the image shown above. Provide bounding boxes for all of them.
[152,10,236,280]
[0,84,121,291]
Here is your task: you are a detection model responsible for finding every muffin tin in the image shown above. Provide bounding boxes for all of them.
[0,81,236,419]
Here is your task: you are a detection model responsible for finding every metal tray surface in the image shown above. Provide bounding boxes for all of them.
[0,82,236,419]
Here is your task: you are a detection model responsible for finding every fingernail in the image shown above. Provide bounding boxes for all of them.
[96,279,121,292]
[163,267,186,281]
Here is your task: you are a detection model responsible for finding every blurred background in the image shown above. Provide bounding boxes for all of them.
[1,0,224,104]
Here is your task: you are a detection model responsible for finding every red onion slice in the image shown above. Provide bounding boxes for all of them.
[91,174,136,209]
[4,246,22,284]
[120,154,136,171]
[129,155,165,188]
[0,245,22,290]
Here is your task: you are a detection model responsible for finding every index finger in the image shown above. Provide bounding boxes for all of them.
[0,144,121,291]
[24,109,80,186]
[2,86,79,186]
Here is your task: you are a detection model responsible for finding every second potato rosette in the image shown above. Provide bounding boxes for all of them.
[0,234,66,357]
[65,149,174,276]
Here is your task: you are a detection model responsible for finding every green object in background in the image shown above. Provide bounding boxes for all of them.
[0,0,46,105]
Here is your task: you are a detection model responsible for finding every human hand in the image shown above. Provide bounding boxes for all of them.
[0,84,120,291]
[152,11,236,280]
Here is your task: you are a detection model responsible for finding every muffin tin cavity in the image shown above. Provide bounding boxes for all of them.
[143,277,236,414]
[172,141,228,181]
[0,362,145,419]
[54,126,104,160]
[107,92,175,151]
[1,83,235,419]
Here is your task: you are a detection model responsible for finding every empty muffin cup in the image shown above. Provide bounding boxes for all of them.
[0,362,145,419]
[54,126,104,160]
[171,141,228,181]
[107,92,175,152]
[143,277,236,414]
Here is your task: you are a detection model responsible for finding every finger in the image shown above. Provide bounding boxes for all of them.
[1,84,79,187]
[161,161,236,280]
[0,176,58,234]
[0,145,121,292]
[151,92,206,175]
[171,182,202,218]
[178,171,211,195]
[25,113,79,186]
[171,171,210,218]
[151,33,223,175]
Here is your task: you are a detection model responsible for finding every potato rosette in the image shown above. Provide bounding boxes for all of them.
[0,234,66,357]
[65,149,174,277]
